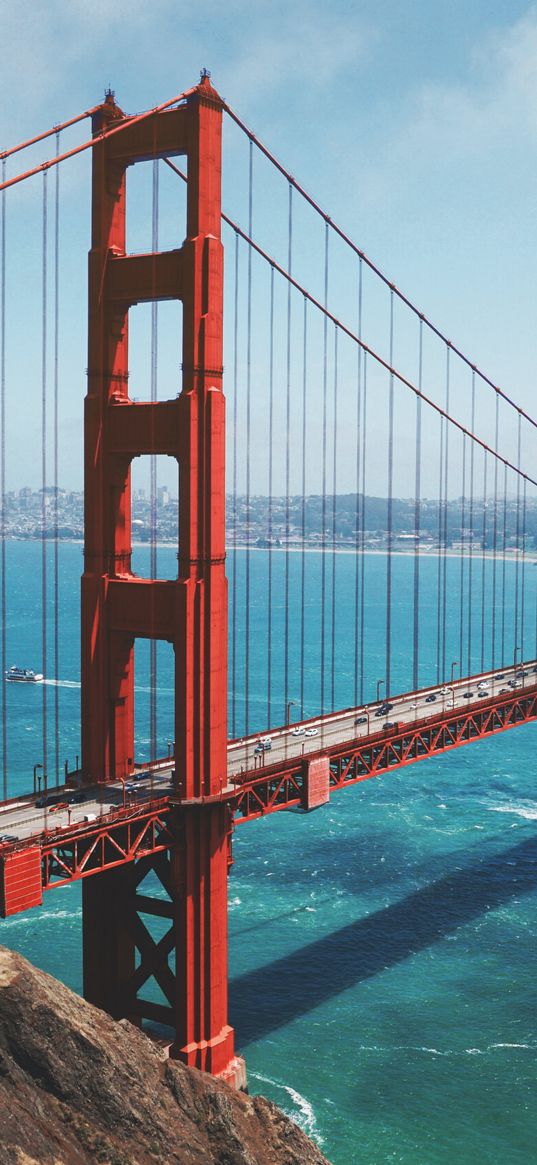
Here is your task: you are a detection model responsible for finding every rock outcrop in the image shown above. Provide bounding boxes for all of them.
[0,945,330,1165]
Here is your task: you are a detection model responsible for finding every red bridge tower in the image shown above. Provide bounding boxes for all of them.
[80,75,244,1086]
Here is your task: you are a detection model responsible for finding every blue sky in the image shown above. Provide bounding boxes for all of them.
[1,1,537,494]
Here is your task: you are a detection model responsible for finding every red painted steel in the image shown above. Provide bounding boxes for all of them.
[303,756,331,809]
[80,75,237,1082]
[0,847,42,916]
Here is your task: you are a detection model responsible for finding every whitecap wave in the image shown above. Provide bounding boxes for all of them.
[489,803,537,821]
[3,907,82,928]
[249,1071,323,1145]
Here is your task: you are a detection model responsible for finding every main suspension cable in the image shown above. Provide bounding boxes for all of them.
[0,85,198,193]
[0,107,99,162]
[164,158,537,488]
[222,102,537,443]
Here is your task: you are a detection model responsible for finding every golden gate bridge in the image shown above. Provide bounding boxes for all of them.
[0,71,536,1088]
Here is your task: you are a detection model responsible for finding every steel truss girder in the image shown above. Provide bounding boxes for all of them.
[42,806,173,890]
[5,690,537,894]
[232,689,537,822]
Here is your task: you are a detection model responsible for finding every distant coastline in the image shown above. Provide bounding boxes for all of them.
[4,534,535,563]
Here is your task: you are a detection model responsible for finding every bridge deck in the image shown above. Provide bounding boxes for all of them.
[1,659,536,913]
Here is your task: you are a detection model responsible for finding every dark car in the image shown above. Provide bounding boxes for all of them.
[379,702,394,713]
[496,673,505,680]
[0,833,17,843]
[477,690,488,698]
[425,694,437,703]
[68,792,85,804]
[499,687,509,694]
[383,721,396,730]
[462,691,474,698]
[374,709,385,718]
[354,716,367,726]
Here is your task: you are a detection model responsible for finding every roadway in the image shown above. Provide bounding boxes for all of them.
[1,659,536,844]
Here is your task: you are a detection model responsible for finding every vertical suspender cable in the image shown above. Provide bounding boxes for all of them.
[283,182,293,723]
[467,372,476,674]
[300,295,307,719]
[231,232,239,737]
[266,264,274,727]
[441,347,450,680]
[513,414,522,665]
[53,132,60,783]
[0,160,6,798]
[354,259,363,707]
[412,320,423,691]
[41,169,48,783]
[244,141,253,737]
[458,433,467,674]
[480,451,487,672]
[501,462,508,667]
[359,354,368,704]
[521,475,527,659]
[436,407,444,683]
[385,289,394,696]
[149,158,159,760]
[330,325,338,710]
[491,395,499,669]
[320,222,329,717]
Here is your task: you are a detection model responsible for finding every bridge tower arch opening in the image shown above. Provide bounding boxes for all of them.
[81,75,244,1085]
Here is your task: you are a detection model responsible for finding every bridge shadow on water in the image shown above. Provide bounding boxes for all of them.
[230,831,537,1047]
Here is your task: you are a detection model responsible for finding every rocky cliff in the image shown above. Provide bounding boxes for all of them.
[0,945,330,1165]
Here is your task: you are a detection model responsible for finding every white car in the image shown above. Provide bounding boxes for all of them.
[305,727,319,737]
[291,726,306,736]
[440,687,449,695]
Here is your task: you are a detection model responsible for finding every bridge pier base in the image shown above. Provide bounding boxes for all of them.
[81,804,245,1089]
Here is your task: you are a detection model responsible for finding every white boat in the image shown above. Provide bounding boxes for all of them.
[5,666,44,683]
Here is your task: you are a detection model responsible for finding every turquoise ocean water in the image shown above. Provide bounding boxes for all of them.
[1,540,537,1165]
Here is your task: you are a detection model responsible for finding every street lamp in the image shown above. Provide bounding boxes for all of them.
[376,679,384,703]
[450,660,459,684]
[33,763,43,796]
[286,699,297,726]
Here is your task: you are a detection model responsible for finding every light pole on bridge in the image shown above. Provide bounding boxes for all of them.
[376,679,384,703]
[450,660,459,685]
[33,763,42,797]
[286,699,297,726]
